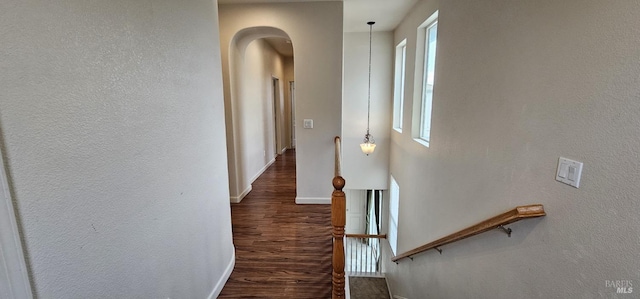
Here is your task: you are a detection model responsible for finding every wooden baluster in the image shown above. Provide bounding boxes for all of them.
[331,176,346,299]
[334,136,342,177]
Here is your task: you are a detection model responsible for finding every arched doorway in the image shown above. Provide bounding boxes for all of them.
[225,27,295,203]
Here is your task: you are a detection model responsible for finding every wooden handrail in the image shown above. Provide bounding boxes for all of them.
[345,234,387,239]
[331,136,346,299]
[391,204,546,262]
[334,136,341,177]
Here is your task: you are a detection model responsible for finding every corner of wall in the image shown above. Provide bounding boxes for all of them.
[207,247,236,299]
[230,185,252,203]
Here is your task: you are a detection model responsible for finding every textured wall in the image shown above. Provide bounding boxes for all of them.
[342,31,393,190]
[0,1,234,298]
[219,2,343,204]
[384,0,640,298]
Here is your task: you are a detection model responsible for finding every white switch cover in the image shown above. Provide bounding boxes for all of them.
[556,157,583,188]
[303,119,313,129]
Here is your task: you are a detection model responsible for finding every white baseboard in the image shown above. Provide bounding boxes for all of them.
[230,185,252,203]
[207,247,235,299]
[229,157,275,203]
[385,274,395,299]
[345,275,351,299]
[295,197,331,204]
[249,157,276,183]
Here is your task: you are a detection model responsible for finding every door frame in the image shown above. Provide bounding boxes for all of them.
[271,76,281,155]
[289,81,295,149]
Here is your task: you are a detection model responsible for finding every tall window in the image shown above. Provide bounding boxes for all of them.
[392,40,407,132]
[388,176,400,255]
[415,11,438,146]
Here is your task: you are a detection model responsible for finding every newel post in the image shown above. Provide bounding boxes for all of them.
[331,176,346,299]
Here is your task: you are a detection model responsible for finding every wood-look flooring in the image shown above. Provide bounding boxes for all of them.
[218,150,333,299]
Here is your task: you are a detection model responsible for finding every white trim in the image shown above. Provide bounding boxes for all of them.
[345,274,351,299]
[392,39,407,132]
[0,152,33,299]
[413,137,430,148]
[347,272,386,278]
[295,197,331,204]
[249,157,276,184]
[230,185,252,203]
[207,247,235,299]
[385,274,394,299]
[229,157,275,203]
[412,10,439,145]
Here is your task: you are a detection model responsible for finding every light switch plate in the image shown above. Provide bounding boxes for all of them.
[303,119,313,129]
[556,157,583,188]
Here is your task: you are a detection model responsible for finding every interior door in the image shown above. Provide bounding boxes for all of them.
[345,189,366,234]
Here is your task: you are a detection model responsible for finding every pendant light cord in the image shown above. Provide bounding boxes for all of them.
[366,21,374,137]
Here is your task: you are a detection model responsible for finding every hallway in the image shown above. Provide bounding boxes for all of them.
[219,150,333,298]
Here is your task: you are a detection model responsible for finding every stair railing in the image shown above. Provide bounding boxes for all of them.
[345,234,386,277]
[391,204,546,262]
[332,136,346,299]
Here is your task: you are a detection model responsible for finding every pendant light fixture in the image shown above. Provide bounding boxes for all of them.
[360,21,376,155]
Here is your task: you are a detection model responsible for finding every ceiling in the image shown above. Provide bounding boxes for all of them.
[219,0,418,57]
[263,37,294,57]
[217,0,418,32]
[343,0,418,32]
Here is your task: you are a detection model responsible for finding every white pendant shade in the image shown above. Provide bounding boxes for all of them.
[360,142,376,155]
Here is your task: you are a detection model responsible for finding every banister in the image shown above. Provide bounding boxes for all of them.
[334,136,341,177]
[391,204,546,262]
[345,234,386,276]
[331,136,345,299]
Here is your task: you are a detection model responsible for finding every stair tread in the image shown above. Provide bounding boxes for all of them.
[349,277,391,299]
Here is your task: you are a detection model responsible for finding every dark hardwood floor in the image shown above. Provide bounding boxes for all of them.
[218,150,333,299]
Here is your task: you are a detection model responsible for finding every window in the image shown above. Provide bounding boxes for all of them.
[388,176,400,255]
[414,11,438,147]
[392,40,407,132]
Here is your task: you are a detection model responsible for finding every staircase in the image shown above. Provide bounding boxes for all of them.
[349,277,391,299]
[333,136,391,299]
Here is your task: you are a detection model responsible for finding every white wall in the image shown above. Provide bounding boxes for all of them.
[384,0,640,298]
[219,2,343,204]
[342,32,393,190]
[230,38,287,202]
[0,1,234,298]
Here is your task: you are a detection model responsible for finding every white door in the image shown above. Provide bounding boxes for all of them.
[345,189,366,234]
